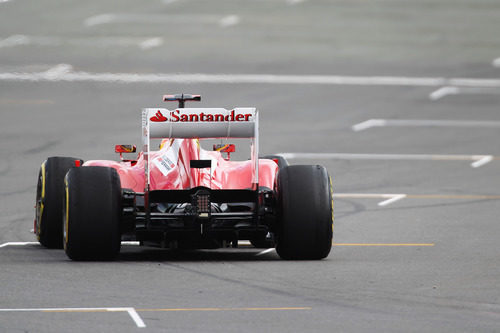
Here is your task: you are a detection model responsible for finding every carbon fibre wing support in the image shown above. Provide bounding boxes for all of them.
[163,94,201,108]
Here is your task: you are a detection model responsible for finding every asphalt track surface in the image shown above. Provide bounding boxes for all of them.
[1,0,500,332]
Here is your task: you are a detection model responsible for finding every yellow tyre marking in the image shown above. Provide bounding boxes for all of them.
[37,161,47,241]
[329,176,334,234]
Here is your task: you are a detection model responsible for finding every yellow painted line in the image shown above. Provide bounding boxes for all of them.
[333,243,435,247]
[136,307,311,312]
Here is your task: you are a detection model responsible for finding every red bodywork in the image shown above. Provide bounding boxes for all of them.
[84,139,278,193]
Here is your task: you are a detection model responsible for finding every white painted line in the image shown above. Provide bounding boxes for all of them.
[0,35,31,48]
[279,153,495,168]
[0,35,166,49]
[287,0,306,4]
[108,308,146,328]
[429,86,459,101]
[255,248,275,256]
[121,241,140,245]
[139,37,163,50]
[352,118,500,132]
[334,193,406,206]
[44,64,73,80]
[0,0,11,3]
[492,58,500,68]
[84,14,117,27]
[0,241,39,248]
[0,307,146,328]
[162,0,179,4]
[0,241,142,248]
[430,86,500,101]
[352,119,387,132]
[84,13,228,27]
[238,240,252,246]
[334,193,401,199]
[378,194,407,207]
[219,15,240,27]
[471,155,493,168]
[3,65,500,88]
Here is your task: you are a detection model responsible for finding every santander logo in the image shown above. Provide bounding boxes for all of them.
[150,110,252,123]
[150,110,168,122]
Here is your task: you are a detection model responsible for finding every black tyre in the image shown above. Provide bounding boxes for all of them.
[261,155,289,170]
[64,166,122,260]
[276,165,333,260]
[35,156,83,248]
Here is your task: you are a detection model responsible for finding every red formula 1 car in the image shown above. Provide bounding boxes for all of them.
[35,94,333,260]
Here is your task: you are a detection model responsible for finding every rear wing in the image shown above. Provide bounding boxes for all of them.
[141,107,259,192]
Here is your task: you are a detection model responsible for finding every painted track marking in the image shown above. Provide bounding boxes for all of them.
[255,248,275,256]
[84,14,237,27]
[219,15,240,27]
[429,86,500,101]
[333,243,435,247]
[0,307,146,328]
[352,118,500,132]
[2,64,500,87]
[334,193,500,201]
[0,241,39,248]
[377,194,407,207]
[279,152,496,168]
[136,307,310,312]
[0,35,164,50]
[0,306,309,328]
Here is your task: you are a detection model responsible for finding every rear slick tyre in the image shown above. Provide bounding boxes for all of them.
[35,156,83,249]
[64,166,122,261]
[276,165,333,260]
